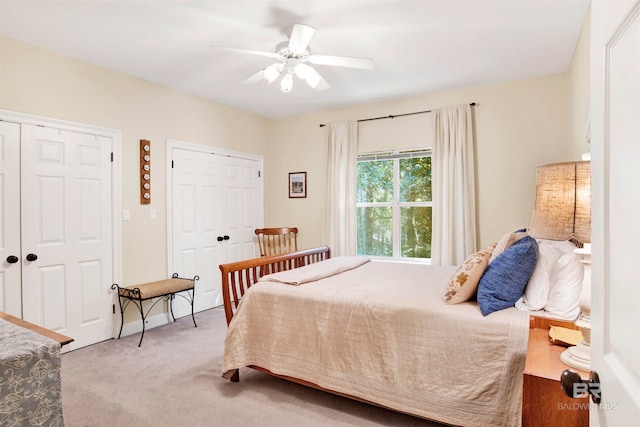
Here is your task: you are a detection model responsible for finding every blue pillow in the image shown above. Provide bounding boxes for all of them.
[477,235,538,316]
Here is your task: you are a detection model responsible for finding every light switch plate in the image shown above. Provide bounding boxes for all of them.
[123,209,130,221]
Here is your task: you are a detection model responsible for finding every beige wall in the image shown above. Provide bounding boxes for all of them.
[270,73,572,251]
[0,36,272,285]
[568,6,591,161]
[2,33,582,280]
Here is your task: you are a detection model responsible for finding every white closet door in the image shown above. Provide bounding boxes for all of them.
[221,155,260,264]
[0,121,22,316]
[20,124,113,350]
[171,147,221,312]
[170,145,261,312]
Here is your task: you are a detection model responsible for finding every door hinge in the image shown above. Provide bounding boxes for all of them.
[258,170,261,178]
[171,160,174,168]
[111,152,114,162]
[112,304,115,314]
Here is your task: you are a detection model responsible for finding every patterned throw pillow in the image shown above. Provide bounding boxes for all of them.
[477,236,538,316]
[445,244,496,304]
[477,243,496,262]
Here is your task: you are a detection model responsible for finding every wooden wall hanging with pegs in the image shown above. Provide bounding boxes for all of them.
[140,139,151,204]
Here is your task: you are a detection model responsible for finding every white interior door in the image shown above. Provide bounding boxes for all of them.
[169,143,262,312]
[591,0,640,425]
[21,124,114,351]
[0,121,22,316]
[171,147,221,312]
[220,155,261,264]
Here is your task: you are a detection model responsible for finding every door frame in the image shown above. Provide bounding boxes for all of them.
[0,109,123,328]
[165,139,264,280]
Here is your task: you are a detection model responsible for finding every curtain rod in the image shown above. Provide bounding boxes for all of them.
[318,102,476,128]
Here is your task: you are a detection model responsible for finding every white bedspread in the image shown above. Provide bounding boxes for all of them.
[223,260,529,427]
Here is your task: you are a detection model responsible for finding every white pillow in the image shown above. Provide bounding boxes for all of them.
[515,240,562,311]
[544,251,584,320]
[540,239,578,255]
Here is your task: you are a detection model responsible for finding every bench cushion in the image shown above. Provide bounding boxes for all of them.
[119,278,194,300]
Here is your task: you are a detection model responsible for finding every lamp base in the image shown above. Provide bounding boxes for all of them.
[560,333,591,372]
[560,244,592,372]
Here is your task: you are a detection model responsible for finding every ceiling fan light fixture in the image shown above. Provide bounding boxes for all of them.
[294,63,310,79]
[262,63,282,83]
[280,72,294,92]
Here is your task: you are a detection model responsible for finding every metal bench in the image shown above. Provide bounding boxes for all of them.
[111,274,199,346]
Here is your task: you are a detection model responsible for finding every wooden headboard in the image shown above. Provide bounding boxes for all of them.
[219,246,331,325]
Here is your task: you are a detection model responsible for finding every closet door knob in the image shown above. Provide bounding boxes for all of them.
[223,235,230,240]
[217,236,224,242]
[26,253,38,262]
[6,255,19,264]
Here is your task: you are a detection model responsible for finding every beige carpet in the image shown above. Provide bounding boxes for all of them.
[61,307,443,427]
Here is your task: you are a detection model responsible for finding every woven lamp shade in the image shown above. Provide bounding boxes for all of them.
[529,161,591,243]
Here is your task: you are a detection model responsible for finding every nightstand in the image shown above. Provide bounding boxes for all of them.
[522,316,589,427]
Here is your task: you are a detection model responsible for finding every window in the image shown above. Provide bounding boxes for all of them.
[356,149,432,260]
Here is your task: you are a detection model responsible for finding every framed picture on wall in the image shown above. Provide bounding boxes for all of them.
[289,172,307,198]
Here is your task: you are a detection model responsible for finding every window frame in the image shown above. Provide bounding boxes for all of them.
[356,149,432,263]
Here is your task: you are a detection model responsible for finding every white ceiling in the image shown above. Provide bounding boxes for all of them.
[0,1,589,120]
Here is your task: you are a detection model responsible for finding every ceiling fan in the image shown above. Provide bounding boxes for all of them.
[211,23,375,93]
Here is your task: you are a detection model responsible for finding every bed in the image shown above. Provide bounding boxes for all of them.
[219,245,541,427]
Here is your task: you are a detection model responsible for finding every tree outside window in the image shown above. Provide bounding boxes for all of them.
[356,150,432,260]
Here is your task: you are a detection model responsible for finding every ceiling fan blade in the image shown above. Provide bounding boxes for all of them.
[308,54,375,70]
[242,70,265,85]
[288,24,315,52]
[210,46,278,59]
[313,76,330,92]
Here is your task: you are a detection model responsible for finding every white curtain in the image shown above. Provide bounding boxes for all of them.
[324,121,358,256]
[431,104,477,265]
